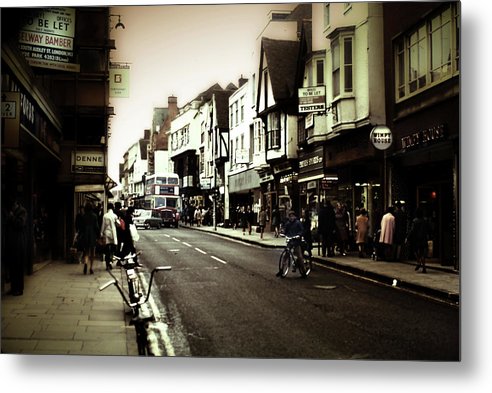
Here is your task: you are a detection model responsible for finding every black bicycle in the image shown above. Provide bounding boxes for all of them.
[278,235,312,278]
[99,252,171,355]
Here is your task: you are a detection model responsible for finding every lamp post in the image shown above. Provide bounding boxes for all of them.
[370,125,393,209]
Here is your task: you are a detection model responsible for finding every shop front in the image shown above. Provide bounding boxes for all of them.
[391,121,458,268]
[228,168,261,227]
[324,128,381,238]
[2,45,63,290]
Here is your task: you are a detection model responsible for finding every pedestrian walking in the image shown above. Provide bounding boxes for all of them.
[335,202,349,256]
[246,205,254,235]
[79,202,100,275]
[406,207,431,273]
[318,200,336,257]
[379,206,396,261]
[271,204,281,238]
[4,197,28,295]
[355,208,369,258]
[302,209,313,258]
[119,206,137,260]
[258,206,267,239]
[100,203,119,270]
[393,202,407,261]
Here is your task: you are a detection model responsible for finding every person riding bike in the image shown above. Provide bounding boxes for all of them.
[276,210,304,277]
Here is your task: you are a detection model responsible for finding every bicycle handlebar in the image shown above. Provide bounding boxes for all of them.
[99,265,171,309]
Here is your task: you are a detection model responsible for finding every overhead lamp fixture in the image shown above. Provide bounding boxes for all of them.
[110,14,125,30]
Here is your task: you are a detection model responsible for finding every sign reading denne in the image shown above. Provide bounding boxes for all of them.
[71,151,105,174]
[298,86,326,113]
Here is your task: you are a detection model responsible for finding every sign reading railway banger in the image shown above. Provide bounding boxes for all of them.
[18,7,79,72]
[298,86,326,113]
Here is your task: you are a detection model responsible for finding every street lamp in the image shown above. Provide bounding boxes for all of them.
[109,14,125,30]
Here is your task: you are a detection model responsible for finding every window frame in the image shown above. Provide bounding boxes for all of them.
[394,3,460,102]
[331,31,354,99]
[266,111,281,150]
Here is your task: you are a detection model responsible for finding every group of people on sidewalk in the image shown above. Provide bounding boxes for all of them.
[316,199,432,273]
[74,202,138,274]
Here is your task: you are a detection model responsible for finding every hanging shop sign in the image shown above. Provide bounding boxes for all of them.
[370,125,393,150]
[18,7,79,72]
[72,150,105,174]
[298,86,326,113]
[109,63,131,98]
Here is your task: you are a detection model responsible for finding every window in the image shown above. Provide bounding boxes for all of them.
[235,102,239,125]
[324,3,330,28]
[316,59,325,86]
[267,112,280,150]
[240,96,245,122]
[229,105,233,128]
[253,119,264,154]
[395,3,459,100]
[331,34,353,98]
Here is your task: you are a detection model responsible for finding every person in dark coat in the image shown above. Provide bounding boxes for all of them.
[79,202,100,275]
[393,202,407,261]
[318,200,336,257]
[406,207,431,273]
[4,198,28,295]
[119,206,137,260]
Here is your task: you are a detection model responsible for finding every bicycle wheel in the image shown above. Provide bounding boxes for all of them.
[299,250,312,278]
[128,278,140,317]
[278,249,292,278]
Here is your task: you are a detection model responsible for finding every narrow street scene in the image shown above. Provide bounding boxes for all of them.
[0,1,475,392]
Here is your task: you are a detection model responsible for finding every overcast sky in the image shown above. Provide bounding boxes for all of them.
[107,2,298,180]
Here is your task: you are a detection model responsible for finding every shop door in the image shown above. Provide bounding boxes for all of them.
[417,185,440,261]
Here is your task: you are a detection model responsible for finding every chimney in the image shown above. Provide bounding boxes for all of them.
[144,129,151,139]
[238,75,248,88]
[168,95,178,118]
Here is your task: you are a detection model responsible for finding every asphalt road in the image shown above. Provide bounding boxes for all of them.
[134,227,459,360]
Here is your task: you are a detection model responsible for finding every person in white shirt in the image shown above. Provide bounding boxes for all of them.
[100,203,119,270]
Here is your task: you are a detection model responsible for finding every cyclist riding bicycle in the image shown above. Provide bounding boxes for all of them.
[276,210,304,277]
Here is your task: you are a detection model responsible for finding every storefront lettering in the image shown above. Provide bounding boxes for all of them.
[299,155,323,169]
[401,124,445,150]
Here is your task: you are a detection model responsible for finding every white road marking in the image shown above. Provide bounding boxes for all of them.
[211,255,227,264]
[164,234,170,238]
[172,237,181,242]
[195,247,207,254]
[169,249,180,252]
[182,242,192,247]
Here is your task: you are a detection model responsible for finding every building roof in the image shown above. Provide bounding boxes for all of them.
[214,88,236,129]
[262,37,300,102]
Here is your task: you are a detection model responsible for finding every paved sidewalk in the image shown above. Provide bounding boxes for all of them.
[1,259,138,356]
[181,223,460,305]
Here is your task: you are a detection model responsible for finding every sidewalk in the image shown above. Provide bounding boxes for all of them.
[182,223,460,306]
[1,259,138,356]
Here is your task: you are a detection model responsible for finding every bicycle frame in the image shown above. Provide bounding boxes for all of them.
[99,253,171,355]
[278,235,312,278]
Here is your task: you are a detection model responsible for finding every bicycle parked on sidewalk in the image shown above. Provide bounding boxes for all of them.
[99,252,171,355]
[278,235,312,278]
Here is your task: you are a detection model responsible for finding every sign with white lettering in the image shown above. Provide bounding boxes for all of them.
[19,8,79,72]
[370,125,393,150]
[298,86,326,113]
[71,151,105,173]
